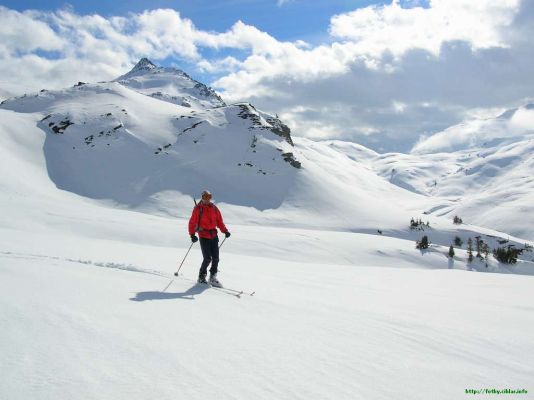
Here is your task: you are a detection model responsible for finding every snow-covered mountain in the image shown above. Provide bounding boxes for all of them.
[328,105,534,239]
[2,57,533,245]
[115,57,226,109]
[1,58,533,243]
[0,59,424,237]
[412,104,534,154]
[0,65,300,210]
[1,59,534,400]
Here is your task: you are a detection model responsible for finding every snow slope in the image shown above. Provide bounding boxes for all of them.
[0,81,299,210]
[2,250,534,400]
[1,59,534,400]
[326,105,534,239]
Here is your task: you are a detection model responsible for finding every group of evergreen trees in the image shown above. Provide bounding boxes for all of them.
[493,246,523,264]
[452,215,464,225]
[465,236,491,264]
[410,217,430,231]
[449,234,523,265]
[453,215,463,224]
[412,215,530,266]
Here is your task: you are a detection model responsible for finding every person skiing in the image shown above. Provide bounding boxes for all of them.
[188,190,231,287]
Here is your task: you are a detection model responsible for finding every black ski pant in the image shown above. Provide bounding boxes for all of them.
[199,236,219,277]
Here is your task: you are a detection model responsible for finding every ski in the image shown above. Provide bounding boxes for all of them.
[172,273,255,298]
[208,284,244,298]
[211,285,255,297]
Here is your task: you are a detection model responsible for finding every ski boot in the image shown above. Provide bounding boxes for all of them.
[209,273,222,288]
[197,274,208,285]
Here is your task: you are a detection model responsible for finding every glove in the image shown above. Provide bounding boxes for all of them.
[224,231,231,238]
[190,234,198,243]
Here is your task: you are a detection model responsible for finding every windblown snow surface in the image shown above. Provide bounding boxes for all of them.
[1,61,533,400]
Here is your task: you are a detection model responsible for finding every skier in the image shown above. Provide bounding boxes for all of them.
[188,190,231,287]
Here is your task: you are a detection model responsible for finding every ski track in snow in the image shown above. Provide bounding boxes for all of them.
[0,250,253,299]
[0,250,167,278]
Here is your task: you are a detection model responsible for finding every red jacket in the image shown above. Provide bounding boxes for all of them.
[188,202,228,239]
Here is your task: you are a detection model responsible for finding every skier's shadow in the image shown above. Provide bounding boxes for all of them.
[130,284,209,302]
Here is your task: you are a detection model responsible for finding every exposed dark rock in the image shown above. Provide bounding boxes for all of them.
[266,117,293,146]
[50,119,74,134]
[236,103,294,146]
[281,152,301,169]
[182,121,204,134]
[193,82,226,105]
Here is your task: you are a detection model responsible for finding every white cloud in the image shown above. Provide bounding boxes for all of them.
[392,101,407,114]
[210,0,524,106]
[196,56,243,73]
[0,1,532,152]
[329,0,520,58]
[0,6,64,55]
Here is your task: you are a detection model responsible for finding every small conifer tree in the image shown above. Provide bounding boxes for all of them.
[467,238,474,263]
[475,236,482,258]
[482,243,490,267]
[416,235,429,250]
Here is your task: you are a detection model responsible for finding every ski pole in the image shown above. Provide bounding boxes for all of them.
[218,236,227,250]
[174,241,195,276]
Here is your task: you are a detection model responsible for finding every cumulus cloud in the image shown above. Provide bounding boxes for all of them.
[211,0,533,151]
[329,0,519,57]
[0,7,212,90]
[0,7,64,56]
[196,56,243,74]
[0,1,533,152]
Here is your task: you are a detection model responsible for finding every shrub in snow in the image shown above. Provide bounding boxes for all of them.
[493,246,522,264]
[454,236,463,247]
[416,235,430,249]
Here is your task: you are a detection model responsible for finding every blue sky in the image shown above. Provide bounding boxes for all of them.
[2,0,385,43]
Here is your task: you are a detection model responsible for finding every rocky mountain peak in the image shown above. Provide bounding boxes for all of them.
[131,58,157,73]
